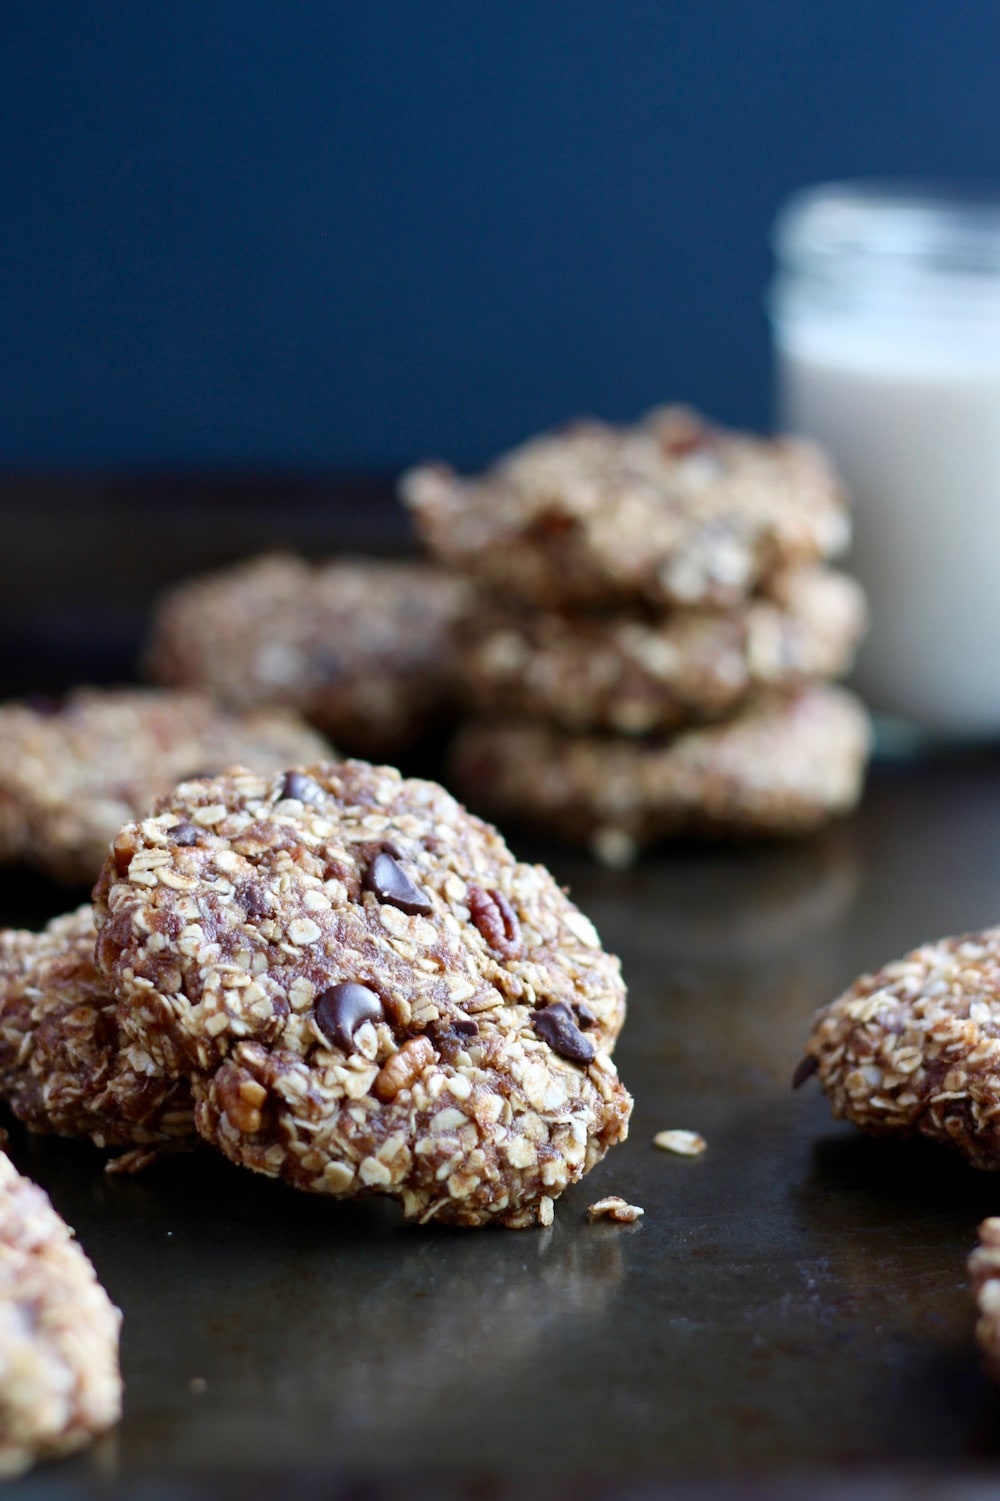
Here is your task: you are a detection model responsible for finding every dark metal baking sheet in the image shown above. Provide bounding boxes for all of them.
[5,479,1000,1498]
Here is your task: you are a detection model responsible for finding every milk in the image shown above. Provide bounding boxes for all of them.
[772,182,1000,736]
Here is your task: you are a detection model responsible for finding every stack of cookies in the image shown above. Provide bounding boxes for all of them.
[402,405,871,866]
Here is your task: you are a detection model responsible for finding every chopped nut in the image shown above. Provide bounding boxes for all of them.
[371,1036,435,1103]
[217,1066,266,1134]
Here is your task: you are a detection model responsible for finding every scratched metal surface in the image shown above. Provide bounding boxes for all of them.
[4,480,1000,1498]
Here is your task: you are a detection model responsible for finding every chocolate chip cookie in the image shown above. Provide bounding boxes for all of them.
[458,565,867,736]
[796,926,1000,1169]
[402,406,850,612]
[0,1151,121,1476]
[146,554,471,758]
[450,684,870,866]
[0,907,194,1160]
[0,688,331,884]
[93,761,631,1228]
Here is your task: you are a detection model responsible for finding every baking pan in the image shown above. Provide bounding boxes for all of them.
[4,478,1000,1498]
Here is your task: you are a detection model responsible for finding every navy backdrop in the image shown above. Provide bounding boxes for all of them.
[3,1,999,471]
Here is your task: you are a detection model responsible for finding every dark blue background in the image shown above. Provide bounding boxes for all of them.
[3,1,999,470]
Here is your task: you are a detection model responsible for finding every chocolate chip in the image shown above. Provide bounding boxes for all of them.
[168,823,201,846]
[311,647,343,683]
[575,1001,598,1030]
[237,880,269,920]
[314,982,383,1052]
[363,851,433,916]
[791,1054,819,1090]
[468,886,522,960]
[453,1017,479,1037]
[531,1002,596,1065]
[281,770,325,806]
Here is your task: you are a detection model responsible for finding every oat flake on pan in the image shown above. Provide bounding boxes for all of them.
[0,1152,121,1477]
[653,1129,707,1157]
[797,925,1000,1168]
[587,1196,644,1223]
[94,760,632,1228]
[402,405,850,613]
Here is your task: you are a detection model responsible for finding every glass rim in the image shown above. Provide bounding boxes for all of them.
[773,179,1000,276]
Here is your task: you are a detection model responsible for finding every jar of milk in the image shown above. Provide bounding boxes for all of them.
[771,181,1000,737]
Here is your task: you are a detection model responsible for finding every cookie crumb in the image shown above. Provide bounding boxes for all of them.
[188,1377,207,1395]
[588,1195,643,1223]
[653,1129,706,1157]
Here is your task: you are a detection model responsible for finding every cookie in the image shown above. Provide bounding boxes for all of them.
[796,927,1000,1169]
[0,687,331,884]
[402,406,850,612]
[449,684,870,866]
[0,1152,121,1476]
[146,554,471,759]
[92,760,631,1228]
[0,907,194,1161]
[458,565,867,736]
[969,1219,1000,1380]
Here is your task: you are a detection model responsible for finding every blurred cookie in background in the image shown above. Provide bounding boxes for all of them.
[457,564,866,737]
[402,406,850,613]
[146,553,471,760]
[450,684,871,868]
[0,687,330,884]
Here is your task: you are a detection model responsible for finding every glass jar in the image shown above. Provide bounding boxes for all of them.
[770,180,1000,737]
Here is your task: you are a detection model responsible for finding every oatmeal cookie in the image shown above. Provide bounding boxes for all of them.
[402,406,850,612]
[93,761,631,1228]
[0,687,331,884]
[0,1152,121,1476]
[146,554,471,758]
[0,907,194,1158]
[450,684,870,865]
[458,565,867,735]
[797,927,1000,1169]
[970,1219,1000,1380]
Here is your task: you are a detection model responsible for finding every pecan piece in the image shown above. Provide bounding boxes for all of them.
[468,885,522,960]
[372,1036,435,1103]
[217,1065,268,1135]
